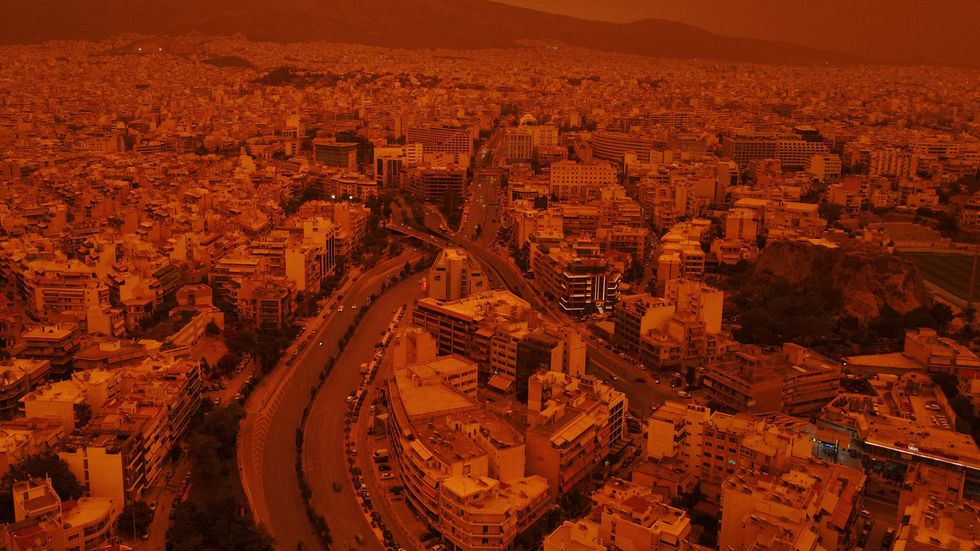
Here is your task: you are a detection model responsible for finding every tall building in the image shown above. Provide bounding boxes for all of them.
[612,295,674,357]
[312,139,358,170]
[532,246,621,316]
[591,131,663,164]
[406,126,473,157]
[385,354,550,551]
[402,166,467,203]
[19,324,83,377]
[413,290,533,375]
[525,372,627,497]
[549,160,617,201]
[427,249,488,301]
[722,134,779,170]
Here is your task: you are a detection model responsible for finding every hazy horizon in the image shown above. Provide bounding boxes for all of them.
[498,0,980,68]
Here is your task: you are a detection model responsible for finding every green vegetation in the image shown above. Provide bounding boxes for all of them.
[439,191,464,231]
[281,185,318,216]
[930,373,980,443]
[203,56,256,69]
[900,252,975,300]
[224,326,296,373]
[117,501,154,538]
[726,269,953,355]
[167,403,274,551]
[0,452,84,523]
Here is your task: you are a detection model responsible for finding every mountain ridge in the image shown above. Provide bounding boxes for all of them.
[0,0,854,65]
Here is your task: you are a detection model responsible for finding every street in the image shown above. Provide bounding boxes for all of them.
[303,278,424,550]
[238,251,421,551]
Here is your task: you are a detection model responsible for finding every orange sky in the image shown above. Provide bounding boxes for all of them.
[498,0,980,67]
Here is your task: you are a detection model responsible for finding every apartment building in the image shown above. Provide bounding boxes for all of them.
[645,401,818,497]
[549,160,617,201]
[235,276,295,330]
[312,139,357,170]
[612,295,674,357]
[3,477,116,551]
[0,417,65,478]
[589,478,693,551]
[385,355,550,551]
[895,466,978,551]
[719,461,866,551]
[19,324,83,376]
[413,290,532,364]
[402,166,467,203]
[525,371,627,498]
[13,260,123,336]
[427,248,489,302]
[406,126,473,157]
[532,246,621,316]
[0,359,53,420]
[702,344,841,416]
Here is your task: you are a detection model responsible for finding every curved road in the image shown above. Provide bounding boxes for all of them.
[238,252,420,551]
[303,277,422,550]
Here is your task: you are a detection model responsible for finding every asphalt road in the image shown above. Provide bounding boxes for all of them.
[238,252,420,551]
[303,277,422,551]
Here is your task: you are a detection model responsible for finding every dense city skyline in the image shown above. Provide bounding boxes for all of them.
[0,4,977,551]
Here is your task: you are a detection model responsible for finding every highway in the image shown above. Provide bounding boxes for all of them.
[399,145,688,417]
[238,251,421,551]
[303,277,423,551]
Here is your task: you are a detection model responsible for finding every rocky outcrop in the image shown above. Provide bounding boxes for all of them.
[753,240,932,324]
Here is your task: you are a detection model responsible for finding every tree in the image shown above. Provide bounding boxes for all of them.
[819,202,844,226]
[117,501,154,538]
[73,402,93,428]
[0,452,85,522]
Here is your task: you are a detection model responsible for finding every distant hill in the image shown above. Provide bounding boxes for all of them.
[0,0,851,65]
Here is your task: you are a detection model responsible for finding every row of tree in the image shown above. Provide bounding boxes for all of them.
[166,403,274,550]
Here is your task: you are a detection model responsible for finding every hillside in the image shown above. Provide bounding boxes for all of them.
[0,0,850,65]
[752,241,933,323]
[723,241,950,353]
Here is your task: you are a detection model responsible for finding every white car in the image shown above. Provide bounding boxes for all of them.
[338,306,344,312]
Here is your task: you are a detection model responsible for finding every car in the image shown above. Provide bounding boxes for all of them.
[677,390,691,399]
[338,306,344,312]
[332,481,342,492]
[378,464,392,472]
[318,341,323,346]
[165,470,175,480]
[352,305,358,310]
[380,473,394,480]
[610,375,619,381]
[149,500,157,510]
[140,533,149,540]
[654,378,661,384]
